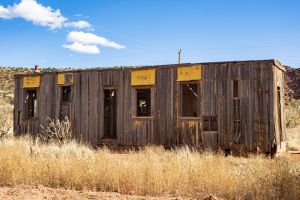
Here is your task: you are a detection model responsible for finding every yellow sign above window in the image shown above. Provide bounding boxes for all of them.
[131,69,155,86]
[177,65,202,81]
[23,76,40,88]
[57,73,74,85]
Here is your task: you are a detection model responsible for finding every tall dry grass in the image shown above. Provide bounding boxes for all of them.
[0,99,13,138]
[0,136,299,199]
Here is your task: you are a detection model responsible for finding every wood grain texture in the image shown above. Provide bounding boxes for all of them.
[13,60,286,153]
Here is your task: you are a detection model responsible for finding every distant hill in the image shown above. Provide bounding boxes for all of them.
[0,67,32,104]
[285,66,300,100]
[0,67,62,104]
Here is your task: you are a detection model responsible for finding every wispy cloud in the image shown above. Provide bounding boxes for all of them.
[64,20,92,29]
[63,31,125,54]
[62,42,100,54]
[0,0,91,30]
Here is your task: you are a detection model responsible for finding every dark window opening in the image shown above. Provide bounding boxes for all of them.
[25,89,37,118]
[233,80,239,98]
[181,83,199,117]
[233,98,241,143]
[136,89,151,117]
[203,116,217,131]
[61,86,72,102]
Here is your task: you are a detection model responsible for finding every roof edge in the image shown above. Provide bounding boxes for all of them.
[14,59,283,77]
[273,59,286,72]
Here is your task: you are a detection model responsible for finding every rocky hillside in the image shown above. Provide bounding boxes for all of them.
[0,67,32,104]
[0,67,63,104]
[285,66,300,100]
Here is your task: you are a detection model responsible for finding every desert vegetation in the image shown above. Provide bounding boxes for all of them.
[0,136,298,199]
[285,100,300,128]
[0,98,13,138]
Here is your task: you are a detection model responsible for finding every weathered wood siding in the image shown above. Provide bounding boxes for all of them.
[14,60,286,153]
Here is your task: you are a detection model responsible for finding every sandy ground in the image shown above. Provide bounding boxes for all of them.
[0,185,195,200]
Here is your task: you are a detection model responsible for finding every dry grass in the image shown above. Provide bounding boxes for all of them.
[285,100,300,128]
[0,98,13,138]
[39,117,72,145]
[286,107,300,128]
[0,137,298,200]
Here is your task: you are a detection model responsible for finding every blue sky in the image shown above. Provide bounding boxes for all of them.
[0,0,299,68]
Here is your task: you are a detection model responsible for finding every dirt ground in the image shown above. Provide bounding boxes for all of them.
[0,185,195,200]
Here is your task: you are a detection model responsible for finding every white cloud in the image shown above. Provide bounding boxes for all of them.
[64,20,92,29]
[0,1,123,55]
[0,0,67,29]
[0,0,92,30]
[62,42,100,54]
[74,13,82,17]
[67,31,125,49]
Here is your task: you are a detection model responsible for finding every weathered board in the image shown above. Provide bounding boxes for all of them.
[14,60,286,154]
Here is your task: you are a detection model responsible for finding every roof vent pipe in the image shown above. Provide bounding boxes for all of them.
[34,65,40,73]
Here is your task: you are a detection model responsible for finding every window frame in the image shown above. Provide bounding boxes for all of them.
[132,86,154,119]
[178,80,201,119]
[23,88,39,119]
[203,116,218,132]
[60,85,73,103]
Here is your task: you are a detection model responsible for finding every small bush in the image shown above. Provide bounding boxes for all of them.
[39,117,72,145]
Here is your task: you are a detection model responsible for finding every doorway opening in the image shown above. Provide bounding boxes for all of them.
[104,89,117,139]
[277,86,282,136]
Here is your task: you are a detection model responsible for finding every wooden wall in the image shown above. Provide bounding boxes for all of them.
[14,60,286,153]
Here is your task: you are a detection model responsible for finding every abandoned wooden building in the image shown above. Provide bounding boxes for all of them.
[14,59,286,154]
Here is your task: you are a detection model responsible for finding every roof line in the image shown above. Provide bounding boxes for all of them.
[14,59,283,77]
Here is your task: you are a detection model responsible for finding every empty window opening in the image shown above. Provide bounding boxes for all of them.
[104,89,117,139]
[24,89,37,118]
[233,99,241,143]
[181,83,199,117]
[61,86,72,102]
[136,89,151,117]
[203,116,217,131]
[233,80,239,98]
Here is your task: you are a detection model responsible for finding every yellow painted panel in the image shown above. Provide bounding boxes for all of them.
[177,65,202,81]
[23,76,40,88]
[131,69,155,85]
[57,74,65,85]
[57,73,74,85]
